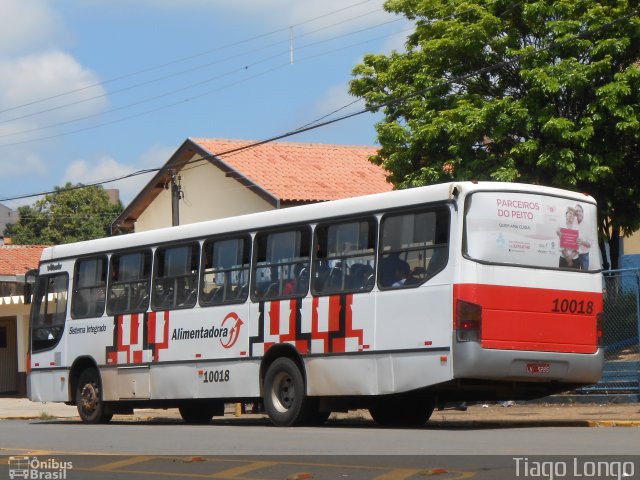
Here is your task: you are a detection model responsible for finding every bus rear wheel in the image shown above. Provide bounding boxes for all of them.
[76,367,113,424]
[263,357,312,427]
[369,393,434,427]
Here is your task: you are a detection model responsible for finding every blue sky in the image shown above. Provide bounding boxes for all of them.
[0,0,409,209]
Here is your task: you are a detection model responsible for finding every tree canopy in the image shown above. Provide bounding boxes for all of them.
[350,0,640,268]
[7,183,123,245]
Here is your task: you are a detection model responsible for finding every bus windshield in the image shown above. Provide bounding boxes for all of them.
[465,191,601,271]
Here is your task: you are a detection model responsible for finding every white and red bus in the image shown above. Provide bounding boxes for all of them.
[27,181,603,426]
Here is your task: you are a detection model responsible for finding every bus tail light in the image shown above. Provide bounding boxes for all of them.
[456,299,482,342]
[596,312,604,347]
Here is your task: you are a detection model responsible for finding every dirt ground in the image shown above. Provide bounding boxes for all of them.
[427,402,640,424]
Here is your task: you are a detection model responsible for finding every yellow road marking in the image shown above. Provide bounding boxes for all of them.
[210,461,278,478]
[447,470,476,479]
[93,455,154,471]
[373,468,422,479]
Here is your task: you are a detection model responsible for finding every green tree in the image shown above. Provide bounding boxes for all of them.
[350,0,640,268]
[11,183,123,245]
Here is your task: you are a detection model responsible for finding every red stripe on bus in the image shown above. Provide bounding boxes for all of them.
[130,314,139,345]
[269,301,280,336]
[147,311,156,344]
[454,284,601,354]
[328,296,341,333]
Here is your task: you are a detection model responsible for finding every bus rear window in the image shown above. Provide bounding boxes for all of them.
[464,191,601,271]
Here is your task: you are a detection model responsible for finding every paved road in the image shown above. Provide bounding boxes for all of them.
[1,418,639,480]
[5,454,634,480]
[1,417,639,456]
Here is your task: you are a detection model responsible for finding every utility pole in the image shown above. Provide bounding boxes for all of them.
[170,170,183,227]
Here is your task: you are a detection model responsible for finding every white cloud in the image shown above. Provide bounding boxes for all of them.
[0,151,47,177]
[0,0,108,198]
[314,83,360,115]
[137,144,175,169]
[0,51,107,125]
[0,0,67,56]
[63,145,174,205]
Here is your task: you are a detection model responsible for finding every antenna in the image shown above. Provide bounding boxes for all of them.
[289,26,294,64]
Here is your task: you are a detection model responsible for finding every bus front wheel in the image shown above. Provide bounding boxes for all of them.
[76,367,113,424]
[263,357,311,427]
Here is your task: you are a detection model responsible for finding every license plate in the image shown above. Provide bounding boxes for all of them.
[527,363,550,374]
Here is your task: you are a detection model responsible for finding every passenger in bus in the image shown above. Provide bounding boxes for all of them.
[283,263,307,296]
[392,261,412,287]
[349,263,374,289]
[379,253,410,287]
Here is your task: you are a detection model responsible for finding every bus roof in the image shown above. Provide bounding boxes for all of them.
[40,181,596,262]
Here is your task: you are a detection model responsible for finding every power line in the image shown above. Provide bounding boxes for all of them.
[1,3,634,204]
[124,6,640,185]
[0,16,404,141]
[0,6,389,128]
[0,0,378,118]
[0,25,412,148]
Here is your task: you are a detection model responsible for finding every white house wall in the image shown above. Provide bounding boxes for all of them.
[135,157,275,232]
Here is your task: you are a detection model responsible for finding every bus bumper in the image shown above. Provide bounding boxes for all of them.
[451,341,604,385]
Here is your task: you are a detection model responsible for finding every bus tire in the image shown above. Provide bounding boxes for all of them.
[76,367,113,424]
[369,393,434,427]
[178,403,217,424]
[263,357,310,427]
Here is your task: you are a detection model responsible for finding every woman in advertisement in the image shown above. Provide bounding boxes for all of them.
[558,207,580,269]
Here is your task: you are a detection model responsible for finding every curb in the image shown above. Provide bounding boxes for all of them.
[4,414,640,427]
[585,420,640,427]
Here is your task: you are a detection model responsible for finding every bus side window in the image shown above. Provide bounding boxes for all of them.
[31,273,68,352]
[312,218,376,295]
[71,256,107,319]
[107,250,152,315]
[152,243,199,311]
[200,236,250,306]
[378,207,450,289]
[252,227,311,301]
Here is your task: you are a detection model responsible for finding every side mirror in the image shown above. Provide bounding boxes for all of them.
[23,269,37,305]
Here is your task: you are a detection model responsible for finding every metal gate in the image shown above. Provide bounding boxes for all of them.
[577,269,640,394]
[0,317,18,393]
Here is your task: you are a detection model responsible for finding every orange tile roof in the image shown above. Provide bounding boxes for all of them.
[191,139,393,202]
[0,245,45,277]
